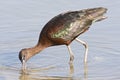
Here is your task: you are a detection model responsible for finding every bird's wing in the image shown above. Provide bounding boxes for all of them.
[51,19,92,41]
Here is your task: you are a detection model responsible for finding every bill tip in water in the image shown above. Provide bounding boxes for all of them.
[22,59,26,70]
[21,60,28,74]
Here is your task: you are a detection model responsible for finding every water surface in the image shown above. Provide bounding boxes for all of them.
[0,0,120,80]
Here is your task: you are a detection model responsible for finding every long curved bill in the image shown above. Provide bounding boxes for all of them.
[22,59,26,71]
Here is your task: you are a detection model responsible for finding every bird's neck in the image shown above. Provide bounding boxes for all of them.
[26,38,53,61]
[27,44,46,60]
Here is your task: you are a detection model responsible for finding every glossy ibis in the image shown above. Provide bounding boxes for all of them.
[19,7,107,70]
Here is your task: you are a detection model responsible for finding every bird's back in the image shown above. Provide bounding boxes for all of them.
[39,7,108,46]
[39,10,93,46]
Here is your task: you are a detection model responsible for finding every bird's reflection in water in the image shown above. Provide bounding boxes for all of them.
[19,63,88,80]
[69,62,88,80]
[69,63,74,77]
[84,63,88,80]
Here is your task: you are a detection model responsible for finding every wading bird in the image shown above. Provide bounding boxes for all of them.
[19,7,107,70]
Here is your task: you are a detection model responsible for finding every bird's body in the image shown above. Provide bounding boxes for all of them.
[39,11,91,46]
[19,7,107,70]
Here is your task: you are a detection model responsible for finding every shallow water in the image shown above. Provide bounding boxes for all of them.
[0,0,120,80]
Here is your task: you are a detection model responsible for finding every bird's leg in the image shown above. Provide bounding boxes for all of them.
[75,38,88,63]
[67,45,74,64]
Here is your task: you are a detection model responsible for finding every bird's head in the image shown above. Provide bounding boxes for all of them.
[19,48,30,70]
[85,7,107,22]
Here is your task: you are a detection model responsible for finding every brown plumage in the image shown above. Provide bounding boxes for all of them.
[19,7,107,70]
